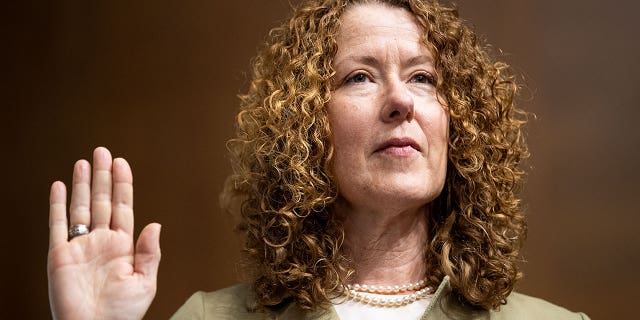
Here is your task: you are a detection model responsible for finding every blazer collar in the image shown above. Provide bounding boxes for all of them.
[245,276,458,320]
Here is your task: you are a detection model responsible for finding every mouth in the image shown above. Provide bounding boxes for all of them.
[375,137,421,154]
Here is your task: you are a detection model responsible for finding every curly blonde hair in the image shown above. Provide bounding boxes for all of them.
[221,0,528,311]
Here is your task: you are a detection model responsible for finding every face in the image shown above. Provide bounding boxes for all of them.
[328,3,449,215]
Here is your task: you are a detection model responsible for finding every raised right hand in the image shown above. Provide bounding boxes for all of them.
[47,147,161,320]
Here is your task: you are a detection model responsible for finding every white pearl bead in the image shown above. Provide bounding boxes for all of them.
[342,278,431,308]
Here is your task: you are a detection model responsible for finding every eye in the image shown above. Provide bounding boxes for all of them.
[410,72,435,85]
[346,72,370,84]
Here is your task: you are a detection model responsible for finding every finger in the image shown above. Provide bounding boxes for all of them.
[134,223,162,278]
[49,181,68,248]
[69,160,91,227]
[91,147,113,229]
[111,158,134,235]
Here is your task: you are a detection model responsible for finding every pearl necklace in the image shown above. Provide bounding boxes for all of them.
[344,278,433,307]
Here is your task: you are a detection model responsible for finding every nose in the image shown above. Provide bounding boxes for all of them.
[380,79,414,123]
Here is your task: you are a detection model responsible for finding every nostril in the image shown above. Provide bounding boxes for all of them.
[389,110,400,118]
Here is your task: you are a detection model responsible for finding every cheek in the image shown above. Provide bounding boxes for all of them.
[424,108,450,169]
[437,114,450,147]
[430,105,449,142]
[419,103,448,139]
[437,114,450,176]
[327,99,368,150]
[327,99,370,182]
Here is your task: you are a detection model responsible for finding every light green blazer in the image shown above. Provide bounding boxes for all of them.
[171,277,590,320]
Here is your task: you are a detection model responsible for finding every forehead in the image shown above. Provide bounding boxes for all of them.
[337,3,423,45]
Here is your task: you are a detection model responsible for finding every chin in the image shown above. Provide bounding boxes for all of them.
[391,190,440,209]
[334,171,445,213]
[369,182,443,212]
[387,175,443,199]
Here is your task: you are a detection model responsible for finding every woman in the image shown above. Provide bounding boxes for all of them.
[47,0,589,319]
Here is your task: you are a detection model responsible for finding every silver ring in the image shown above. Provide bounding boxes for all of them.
[68,224,90,239]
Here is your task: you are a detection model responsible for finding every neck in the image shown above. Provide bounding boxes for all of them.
[335,199,429,286]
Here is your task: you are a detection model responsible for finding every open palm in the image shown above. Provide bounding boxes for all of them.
[47,147,161,320]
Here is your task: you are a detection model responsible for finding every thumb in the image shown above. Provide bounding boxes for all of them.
[134,223,162,278]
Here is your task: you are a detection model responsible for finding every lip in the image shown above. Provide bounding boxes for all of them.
[374,137,421,154]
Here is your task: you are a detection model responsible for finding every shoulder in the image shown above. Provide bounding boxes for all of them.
[424,277,590,320]
[170,284,264,320]
[491,292,590,320]
[428,277,590,320]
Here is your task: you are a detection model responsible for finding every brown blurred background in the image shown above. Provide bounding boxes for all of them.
[2,0,638,318]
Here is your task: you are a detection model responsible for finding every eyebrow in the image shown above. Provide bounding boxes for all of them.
[334,54,434,70]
